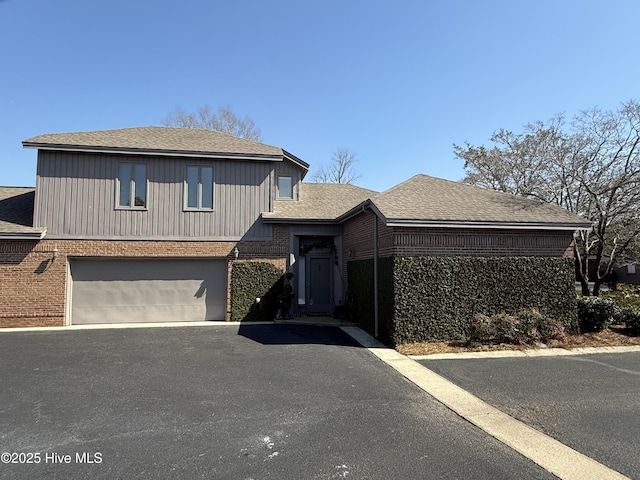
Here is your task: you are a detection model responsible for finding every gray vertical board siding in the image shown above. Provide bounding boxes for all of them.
[35,151,276,239]
[274,159,303,200]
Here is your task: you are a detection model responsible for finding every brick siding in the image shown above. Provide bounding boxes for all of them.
[0,227,290,328]
[343,212,575,260]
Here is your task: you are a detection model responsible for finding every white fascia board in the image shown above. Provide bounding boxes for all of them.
[0,229,46,240]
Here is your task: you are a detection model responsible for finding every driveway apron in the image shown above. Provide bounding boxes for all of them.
[1,324,554,479]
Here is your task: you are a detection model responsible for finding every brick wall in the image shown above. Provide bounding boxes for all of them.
[343,212,575,259]
[386,227,575,258]
[0,241,65,327]
[0,229,290,328]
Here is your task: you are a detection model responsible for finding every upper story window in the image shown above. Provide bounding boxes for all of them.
[117,163,147,208]
[185,165,214,210]
[277,175,293,199]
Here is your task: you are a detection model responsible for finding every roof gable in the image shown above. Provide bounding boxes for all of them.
[263,183,377,223]
[363,174,590,229]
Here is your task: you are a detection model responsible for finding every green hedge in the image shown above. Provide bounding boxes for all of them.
[230,261,284,321]
[348,256,578,346]
[347,259,375,333]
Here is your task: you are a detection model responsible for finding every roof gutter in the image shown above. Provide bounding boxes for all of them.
[22,143,284,162]
[336,199,377,223]
[384,220,593,230]
[0,230,46,240]
[282,149,310,177]
[261,216,339,225]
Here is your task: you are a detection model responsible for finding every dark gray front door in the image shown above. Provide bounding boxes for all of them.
[307,255,332,314]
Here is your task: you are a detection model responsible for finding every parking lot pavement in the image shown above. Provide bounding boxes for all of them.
[0,324,556,479]
[421,352,640,480]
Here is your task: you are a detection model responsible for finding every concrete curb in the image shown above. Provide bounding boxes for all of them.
[0,321,273,333]
[341,326,630,480]
[410,345,640,360]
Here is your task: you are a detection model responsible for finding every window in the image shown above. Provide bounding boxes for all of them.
[118,163,147,208]
[278,176,293,199]
[185,166,214,210]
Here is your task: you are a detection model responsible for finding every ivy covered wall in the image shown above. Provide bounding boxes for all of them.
[348,256,578,346]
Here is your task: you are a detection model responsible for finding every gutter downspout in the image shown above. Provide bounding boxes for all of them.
[373,210,379,338]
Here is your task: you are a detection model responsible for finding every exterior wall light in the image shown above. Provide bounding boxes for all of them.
[233,246,239,260]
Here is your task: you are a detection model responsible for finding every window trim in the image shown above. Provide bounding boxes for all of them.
[184,165,215,211]
[277,175,294,200]
[116,162,148,210]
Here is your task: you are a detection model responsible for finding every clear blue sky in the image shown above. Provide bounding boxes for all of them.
[1,0,639,192]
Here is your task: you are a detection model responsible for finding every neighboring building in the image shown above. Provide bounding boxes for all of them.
[613,263,640,285]
[0,127,591,330]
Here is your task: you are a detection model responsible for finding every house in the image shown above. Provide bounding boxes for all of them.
[0,127,591,339]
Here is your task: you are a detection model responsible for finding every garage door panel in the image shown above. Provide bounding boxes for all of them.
[70,259,226,324]
[72,304,221,324]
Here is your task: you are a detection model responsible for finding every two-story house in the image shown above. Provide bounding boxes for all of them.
[0,127,590,340]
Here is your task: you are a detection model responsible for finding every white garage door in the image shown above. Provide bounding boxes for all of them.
[70,259,227,324]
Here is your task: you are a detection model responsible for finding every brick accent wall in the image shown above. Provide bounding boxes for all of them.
[385,227,575,258]
[0,241,65,327]
[0,227,290,328]
[343,212,575,260]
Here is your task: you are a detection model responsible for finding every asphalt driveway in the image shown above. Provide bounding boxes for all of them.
[0,324,555,479]
[422,352,640,479]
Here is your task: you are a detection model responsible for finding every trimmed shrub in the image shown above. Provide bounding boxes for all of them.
[230,261,284,321]
[537,315,567,342]
[614,306,640,335]
[470,309,566,345]
[346,259,375,335]
[577,296,616,332]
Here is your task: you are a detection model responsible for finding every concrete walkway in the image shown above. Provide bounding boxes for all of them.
[342,326,630,480]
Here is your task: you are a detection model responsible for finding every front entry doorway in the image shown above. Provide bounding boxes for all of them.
[307,254,332,314]
[297,236,335,316]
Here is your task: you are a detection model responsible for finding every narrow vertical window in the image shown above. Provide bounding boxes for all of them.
[186,166,199,209]
[119,164,131,207]
[118,163,146,208]
[185,166,214,210]
[133,164,146,206]
[278,176,293,199]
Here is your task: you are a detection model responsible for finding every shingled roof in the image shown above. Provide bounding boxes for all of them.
[350,174,591,229]
[264,175,590,229]
[0,187,45,238]
[263,183,377,223]
[23,127,309,170]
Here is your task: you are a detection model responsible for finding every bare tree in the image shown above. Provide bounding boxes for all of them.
[162,104,262,141]
[311,148,361,184]
[455,100,640,296]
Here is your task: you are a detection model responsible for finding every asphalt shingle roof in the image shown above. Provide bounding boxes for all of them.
[23,126,304,163]
[266,175,590,229]
[369,174,590,227]
[264,183,377,221]
[0,187,45,237]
